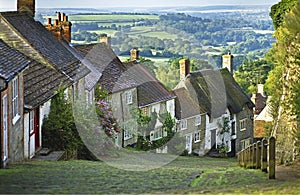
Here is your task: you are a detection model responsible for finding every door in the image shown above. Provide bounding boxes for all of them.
[211,129,216,149]
[3,95,8,162]
[29,110,35,158]
[34,108,40,150]
[186,134,192,154]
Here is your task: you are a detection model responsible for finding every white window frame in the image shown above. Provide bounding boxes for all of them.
[125,91,133,105]
[194,131,200,143]
[150,129,163,141]
[124,129,133,140]
[240,119,247,131]
[195,115,201,126]
[12,77,20,124]
[3,94,8,161]
[29,110,34,134]
[180,119,187,130]
[241,138,251,150]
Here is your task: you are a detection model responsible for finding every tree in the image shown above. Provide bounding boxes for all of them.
[266,0,300,164]
[42,87,89,159]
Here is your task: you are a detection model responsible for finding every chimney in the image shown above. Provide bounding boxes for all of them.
[179,59,190,80]
[99,34,111,47]
[130,49,139,61]
[57,12,61,22]
[45,12,72,43]
[222,52,234,74]
[257,83,265,96]
[17,0,35,17]
[47,18,52,25]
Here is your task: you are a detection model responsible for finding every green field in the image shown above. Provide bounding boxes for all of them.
[1,156,299,194]
[44,14,159,22]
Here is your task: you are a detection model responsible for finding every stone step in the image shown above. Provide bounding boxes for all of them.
[37,148,52,156]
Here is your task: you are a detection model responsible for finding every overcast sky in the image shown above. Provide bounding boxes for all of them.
[1,0,281,10]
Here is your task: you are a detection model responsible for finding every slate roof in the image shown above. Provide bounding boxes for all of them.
[62,41,101,91]
[174,88,205,119]
[124,62,176,107]
[24,60,72,109]
[0,12,89,81]
[182,68,254,117]
[74,43,135,93]
[0,39,30,81]
[74,44,175,106]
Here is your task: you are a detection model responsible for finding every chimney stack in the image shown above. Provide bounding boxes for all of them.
[17,0,35,17]
[45,12,72,43]
[99,34,111,48]
[179,59,190,80]
[257,83,265,96]
[222,52,234,74]
[130,49,139,61]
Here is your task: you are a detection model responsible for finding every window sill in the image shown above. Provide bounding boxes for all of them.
[12,114,21,125]
[194,140,201,143]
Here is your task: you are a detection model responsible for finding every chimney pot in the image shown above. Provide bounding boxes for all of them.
[54,19,59,26]
[47,18,52,25]
[57,12,61,21]
[62,13,66,21]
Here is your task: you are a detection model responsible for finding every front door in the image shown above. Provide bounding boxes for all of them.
[186,134,192,154]
[3,95,8,162]
[211,129,216,149]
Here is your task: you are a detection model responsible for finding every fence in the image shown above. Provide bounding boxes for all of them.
[237,136,276,179]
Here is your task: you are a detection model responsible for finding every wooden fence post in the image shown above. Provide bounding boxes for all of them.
[253,143,257,169]
[256,141,261,169]
[269,136,276,179]
[261,138,268,173]
[249,145,254,168]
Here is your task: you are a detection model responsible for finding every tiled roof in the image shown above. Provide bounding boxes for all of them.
[183,68,254,117]
[0,12,88,81]
[0,39,30,81]
[74,43,135,92]
[174,88,205,119]
[24,61,73,109]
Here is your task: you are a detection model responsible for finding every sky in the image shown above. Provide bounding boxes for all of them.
[0,0,281,10]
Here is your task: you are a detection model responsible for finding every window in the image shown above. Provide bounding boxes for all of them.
[231,122,236,135]
[241,139,251,150]
[194,131,200,143]
[195,115,201,126]
[29,111,34,134]
[181,119,187,130]
[125,91,133,104]
[12,77,20,124]
[150,129,163,141]
[240,119,247,131]
[124,129,133,140]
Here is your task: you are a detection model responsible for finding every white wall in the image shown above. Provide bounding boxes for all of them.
[23,113,29,159]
